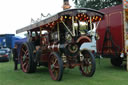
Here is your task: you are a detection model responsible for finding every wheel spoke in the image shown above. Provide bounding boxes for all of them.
[86,66,89,73]
[22,48,26,54]
[54,69,59,79]
[23,57,29,62]
[88,59,92,65]
[25,63,29,71]
[25,50,28,56]
[23,61,28,68]
[23,62,27,67]
[53,59,57,65]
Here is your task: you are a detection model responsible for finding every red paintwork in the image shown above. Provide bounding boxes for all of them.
[77,36,91,45]
[96,5,124,56]
[40,53,49,62]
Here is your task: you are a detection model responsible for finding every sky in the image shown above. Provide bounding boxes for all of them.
[0,0,74,37]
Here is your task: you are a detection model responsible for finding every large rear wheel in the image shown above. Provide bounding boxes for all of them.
[48,52,63,81]
[111,57,122,67]
[79,50,96,77]
[20,42,36,73]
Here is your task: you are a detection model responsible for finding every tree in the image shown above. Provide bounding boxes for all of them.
[73,0,122,10]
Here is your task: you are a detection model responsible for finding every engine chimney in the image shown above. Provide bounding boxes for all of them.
[62,0,71,10]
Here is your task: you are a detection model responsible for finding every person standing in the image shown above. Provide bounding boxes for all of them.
[12,44,18,70]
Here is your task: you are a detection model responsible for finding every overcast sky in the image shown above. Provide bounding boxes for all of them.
[0,0,74,37]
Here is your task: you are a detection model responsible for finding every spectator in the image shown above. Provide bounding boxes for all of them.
[12,44,18,70]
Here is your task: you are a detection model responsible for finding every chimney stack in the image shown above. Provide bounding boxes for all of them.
[62,0,71,10]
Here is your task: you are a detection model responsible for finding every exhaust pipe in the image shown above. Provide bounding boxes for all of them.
[62,0,71,10]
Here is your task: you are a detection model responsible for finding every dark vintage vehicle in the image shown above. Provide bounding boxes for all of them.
[0,48,10,62]
[16,8,104,80]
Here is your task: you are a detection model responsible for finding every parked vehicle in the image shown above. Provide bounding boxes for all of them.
[0,48,10,62]
[96,1,128,70]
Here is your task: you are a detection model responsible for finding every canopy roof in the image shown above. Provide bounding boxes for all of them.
[16,8,104,34]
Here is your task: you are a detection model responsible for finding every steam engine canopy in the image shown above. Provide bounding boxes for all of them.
[16,8,104,34]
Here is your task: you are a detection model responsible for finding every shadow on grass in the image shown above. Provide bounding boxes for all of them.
[36,67,49,74]
[0,61,9,63]
[96,58,126,71]
[33,66,88,81]
[103,65,125,72]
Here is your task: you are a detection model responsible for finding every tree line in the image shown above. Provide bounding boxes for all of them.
[73,0,122,10]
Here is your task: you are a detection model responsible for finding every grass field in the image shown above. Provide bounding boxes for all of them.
[0,58,128,85]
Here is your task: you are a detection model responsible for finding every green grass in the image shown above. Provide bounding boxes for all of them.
[0,58,128,85]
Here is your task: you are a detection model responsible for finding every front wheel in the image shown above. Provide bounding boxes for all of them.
[48,52,63,81]
[79,50,96,77]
